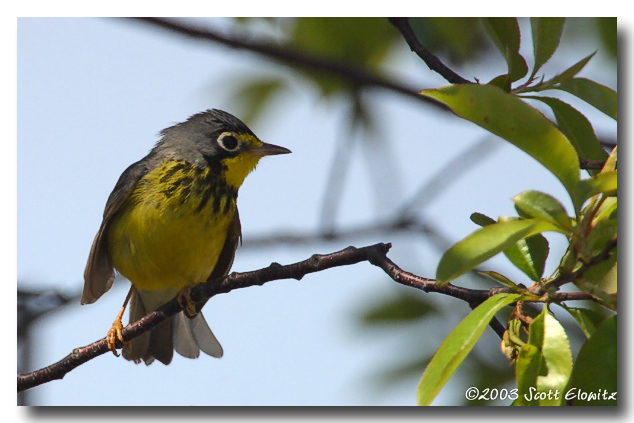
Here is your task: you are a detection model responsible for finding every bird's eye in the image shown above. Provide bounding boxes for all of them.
[218,133,240,151]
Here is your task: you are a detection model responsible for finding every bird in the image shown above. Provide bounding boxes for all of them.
[81,109,291,365]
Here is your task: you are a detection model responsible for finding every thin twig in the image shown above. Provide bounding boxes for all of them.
[579,158,607,170]
[396,136,500,220]
[388,18,471,84]
[366,251,599,334]
[367,250,502,304]
[128,18,446,111]
[242,215,445,250]
[17,243,391,392]
[543,236,617,291]
[318,104,359,235]
[468,303,507,340]
[18,242,600,392]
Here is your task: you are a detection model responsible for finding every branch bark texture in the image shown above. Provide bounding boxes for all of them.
[18,242,598,392]
[18,243,390,392]
[388,17,471,84]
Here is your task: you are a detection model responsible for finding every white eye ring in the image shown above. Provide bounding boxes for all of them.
[218,132,240,151]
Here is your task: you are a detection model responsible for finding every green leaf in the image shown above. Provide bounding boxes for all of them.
[529,97,608,171]
[470,212,496,227]
[417,293,524,405]
[437,218,563,284]
[582,247,617,296]
[539,52,596,88]
[602,145,617,172]
[483,18,528,82]
[487,74,511,91]
[557,77,617,120]
[530,18,566,76]
[360,293,437,325]
[574,238,617,310]
[290,17,398,97]
[574,171,617,206]
[593,196,617,222]
[587,219,617,256]
[537,311,573,405]
[513,344,543,406]
[503,232,550,281]
[292,17,396,66]
[513,190,572,231]
[484,18,522,54]
[560,306,608,338]
[410,18,488,64]
[596,17,617,59]
[420,84,581,206]
[478,271,524,292]
[567,315,617,405]
[517,307,573,405]
[230,78,285,125]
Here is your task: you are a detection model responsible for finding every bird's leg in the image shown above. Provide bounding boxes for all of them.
[177,284,198,318]
[106,286,133,356]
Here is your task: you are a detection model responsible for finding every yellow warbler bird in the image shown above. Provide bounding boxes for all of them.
[82,109,291,365]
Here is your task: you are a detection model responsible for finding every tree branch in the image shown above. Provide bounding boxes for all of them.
[127,18,446,111]
[367,251,502,304]
[18,243,391,392]
[388,18,471,84]
[579,158,608,170]
[129,18,615,178]
[18,241,600,392]
[543,236,617,292]
[366,251,599,334]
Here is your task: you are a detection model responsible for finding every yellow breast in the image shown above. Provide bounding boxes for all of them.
[107,160,237,291]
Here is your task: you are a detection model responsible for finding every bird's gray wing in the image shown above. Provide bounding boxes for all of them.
[208,208,242,280]
[193,209,242,314]
[81,157,150,304]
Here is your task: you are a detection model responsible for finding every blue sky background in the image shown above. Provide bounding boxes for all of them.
[16,17,618,408]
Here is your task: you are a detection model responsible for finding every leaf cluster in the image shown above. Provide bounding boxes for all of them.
[415,18,616,406]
